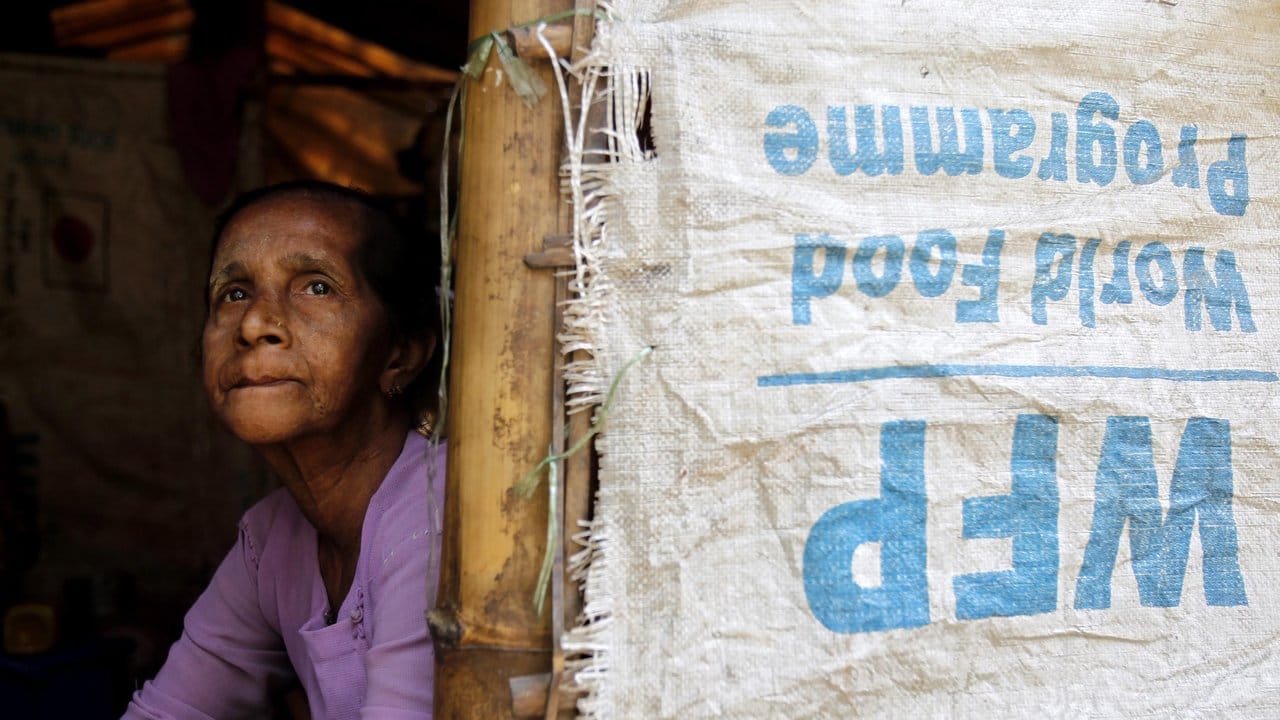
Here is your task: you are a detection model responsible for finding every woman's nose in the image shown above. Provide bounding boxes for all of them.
[237,296,292,348]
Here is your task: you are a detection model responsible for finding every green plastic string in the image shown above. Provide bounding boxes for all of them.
[533,442,560,616]
[461,34,493,80]
[459,8,605,108]
[493,32,547,107]
[464,7,606,61]
[517,345,652,499]
[523,346,654,614]
[433,80,463,443]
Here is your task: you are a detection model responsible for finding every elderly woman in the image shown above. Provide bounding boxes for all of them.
[124,180,444,720]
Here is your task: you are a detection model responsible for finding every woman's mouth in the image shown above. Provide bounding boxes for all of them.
[233,376,296,389]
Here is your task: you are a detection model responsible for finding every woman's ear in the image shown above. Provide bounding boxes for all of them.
[380,332,435,396]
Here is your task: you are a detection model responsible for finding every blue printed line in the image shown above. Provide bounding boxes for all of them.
[757,364,1279,388]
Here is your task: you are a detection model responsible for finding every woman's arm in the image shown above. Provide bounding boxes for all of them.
[123,521,294,720]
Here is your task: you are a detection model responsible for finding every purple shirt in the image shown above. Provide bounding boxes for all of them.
[124,433,445,720]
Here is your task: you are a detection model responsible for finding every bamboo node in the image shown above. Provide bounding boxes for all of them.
[426,606,464,649]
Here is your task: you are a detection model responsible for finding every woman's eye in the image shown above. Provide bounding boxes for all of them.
[306,280,331,296]
[221,287,247,303]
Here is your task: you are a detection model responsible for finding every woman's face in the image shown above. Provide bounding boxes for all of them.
[202,195,393,445]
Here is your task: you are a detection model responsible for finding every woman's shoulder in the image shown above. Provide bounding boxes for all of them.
[241,486,306,531]
[364,432,447,575]
[238,487,310,571]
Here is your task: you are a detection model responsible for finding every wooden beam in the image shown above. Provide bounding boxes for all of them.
[265,1,457,84]
[523,235,573,269]
[266,31,375,77]
[560,0,602,642]
[508,24,573,60]
[51,0,189,40]
[106,34,189,63]
[54,6,193,49]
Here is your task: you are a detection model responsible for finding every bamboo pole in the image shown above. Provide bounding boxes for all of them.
[434,0,573,717]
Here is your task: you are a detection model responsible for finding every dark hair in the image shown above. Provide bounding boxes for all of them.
[209,180,443,413]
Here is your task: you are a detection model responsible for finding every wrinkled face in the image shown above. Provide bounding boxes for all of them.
[202,195,392,445]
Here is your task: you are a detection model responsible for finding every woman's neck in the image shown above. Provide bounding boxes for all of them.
[258,415,409,552]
